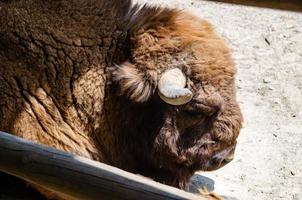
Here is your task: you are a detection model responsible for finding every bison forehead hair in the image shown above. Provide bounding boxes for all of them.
[111,5,243,188]
[0,0,243,192]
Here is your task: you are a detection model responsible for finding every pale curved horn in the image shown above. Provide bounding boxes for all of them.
[158,68,193,105]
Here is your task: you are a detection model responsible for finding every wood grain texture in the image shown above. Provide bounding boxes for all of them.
[210,0,302,11]
[0,131,211,200]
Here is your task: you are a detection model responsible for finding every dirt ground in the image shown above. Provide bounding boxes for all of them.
[0,1,301,200]
[133,1,302,199]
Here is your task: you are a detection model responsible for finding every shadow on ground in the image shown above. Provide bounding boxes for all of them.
[189,174,215,193]
[189,174,239,200]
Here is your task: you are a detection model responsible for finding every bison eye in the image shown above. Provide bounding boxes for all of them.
[182,109,203,117]
[182,102,220,117]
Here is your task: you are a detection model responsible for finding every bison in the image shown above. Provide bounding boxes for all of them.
[0,0,243,198]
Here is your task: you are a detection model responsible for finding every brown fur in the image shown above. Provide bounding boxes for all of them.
[0,0,242,199]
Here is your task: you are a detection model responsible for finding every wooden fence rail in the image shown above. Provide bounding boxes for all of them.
[0,131,211,200]
[210,0,302,12]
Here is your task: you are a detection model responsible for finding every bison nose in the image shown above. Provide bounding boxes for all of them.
[223,154,234,163]
[207,144,236,170]
[221,152,234,166]
[210,152,233,166]
[208,153,233,170]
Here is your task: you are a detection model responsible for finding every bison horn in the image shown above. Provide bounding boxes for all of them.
[158,68,193,105]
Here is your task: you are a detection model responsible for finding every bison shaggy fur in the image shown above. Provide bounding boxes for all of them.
[0,0,243,198]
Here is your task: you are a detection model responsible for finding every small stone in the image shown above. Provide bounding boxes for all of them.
[290,171,295,176]
[263,78,271,83]
[265,38,271,45]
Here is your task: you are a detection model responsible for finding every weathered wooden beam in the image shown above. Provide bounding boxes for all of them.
[0,131,211,200]
[209,0,302,12]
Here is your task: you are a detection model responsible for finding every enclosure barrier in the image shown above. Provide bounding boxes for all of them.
[0,131,213,200]
[211,0,302,12]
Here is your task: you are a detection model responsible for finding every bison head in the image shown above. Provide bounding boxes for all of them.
[110,7,243,188]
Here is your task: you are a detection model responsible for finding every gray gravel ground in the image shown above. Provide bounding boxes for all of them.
[134,1,302,199]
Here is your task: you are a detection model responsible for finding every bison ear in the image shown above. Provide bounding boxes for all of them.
[111,62,158,102]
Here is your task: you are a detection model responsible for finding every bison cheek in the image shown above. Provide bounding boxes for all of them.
[153,114,180,163]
